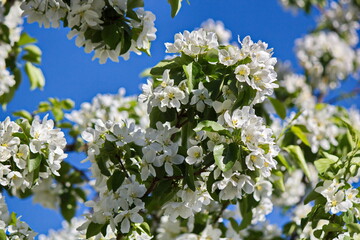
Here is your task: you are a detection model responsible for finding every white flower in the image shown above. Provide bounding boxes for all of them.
[213,172,254,200]
[185,146,204,165]
[13,144,29,169]
[251,198,273,224]
[325,190,351,214]
[165,29,219,57]
[219,45,241,66]
[201,19,232,44]
[235,64,250,83]
[190,82,212,112]
[253,180,272,201]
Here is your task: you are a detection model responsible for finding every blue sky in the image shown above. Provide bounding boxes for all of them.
[2,0,325,236]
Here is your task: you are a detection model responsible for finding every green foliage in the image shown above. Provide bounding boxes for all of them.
[268,97,287,119]
[86,222,105,239]
[213,143,238,172]
[168,0,183,18]
[34,98,75,122]
[22,45,42,64]
[284,145,311,179]
[25,62,45,90]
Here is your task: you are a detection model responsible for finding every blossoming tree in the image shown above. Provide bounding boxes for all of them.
[1,0,360,239]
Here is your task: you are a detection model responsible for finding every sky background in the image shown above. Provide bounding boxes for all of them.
[1,0,354,236]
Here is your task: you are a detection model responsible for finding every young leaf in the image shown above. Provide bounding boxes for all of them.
[168,0,182,18]
[22,45,42,64]
[194,120,226,133]
[28,154,42,173]
[284,145,311,179]
[25,62,45,90]
[269,97,286,119]
[291,125,310,146]
[18,32,37,46]
[314,158,335,174]
[13,110,32,121]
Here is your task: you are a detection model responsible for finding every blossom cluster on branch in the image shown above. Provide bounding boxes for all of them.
[21,0,157,63]
[0,0,360,239]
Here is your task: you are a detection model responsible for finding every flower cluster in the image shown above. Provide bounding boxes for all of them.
[74,27,282,237]
[0,193,37,239]
[292,104,342,153]
[318,0,360,46]
[0,115,67,193]
[0,1,23,97]
[79,119,150,237]
[21,0,157,63]
[66,88,148,134]
[165,28,219,57]
[201,19,232,45]
[158,29,278,107]
[315,179,360,214]
[296,31,359,92]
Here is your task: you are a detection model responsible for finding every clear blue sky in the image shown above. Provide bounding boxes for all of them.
[3,0,322,235]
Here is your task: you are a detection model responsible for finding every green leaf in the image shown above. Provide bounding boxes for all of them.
[52,106,64,122]
[106,170,126,192]
[13,110,32,121]
[322,152,339,162]
[150,55,192,76]
[36,102,51,113]
[313,229,322,238]
[269,97,286,119]
[272,170,285,192]
[86,222,104,239]
[291,125,310,146]
[102,25,122,49]
[348,223,360,233]
[206,170,219,201]
[168,0,182,18]
[149,107,177,128]
[127,0,144,10]
[204,48,218,63]
[9,212,17,225]
[96,155,111,177]
[322,223,343,233]
[25,62,45,90]
[22,45,42,64]
[276,153,291,171]
[18,32,37,46]
[194,120,226,133]
[343,211,354,225]
[120,27,132,55]
[304,188,322,204]
[0,229,6,240]
[61,99,75,110]
[74,188,87,202]
[12,132,29,144]
[238,196,255,230]
[214,143,238,172]
[28,154,42,172]
[285,145,311,180]
[314,158,335,174]
[60,193,76,222]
